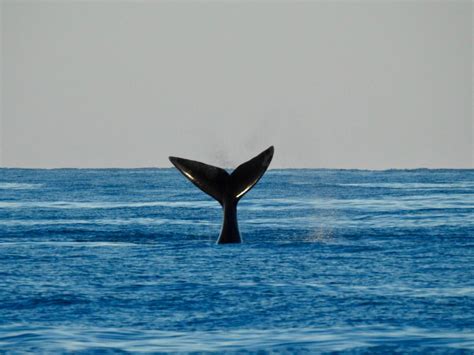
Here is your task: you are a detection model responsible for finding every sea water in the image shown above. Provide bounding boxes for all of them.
[0,168,473,353]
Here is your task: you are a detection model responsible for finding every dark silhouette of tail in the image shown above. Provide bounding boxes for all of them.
[169,146,274,244]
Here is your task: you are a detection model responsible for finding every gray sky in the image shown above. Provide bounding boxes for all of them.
[1,0,472,169]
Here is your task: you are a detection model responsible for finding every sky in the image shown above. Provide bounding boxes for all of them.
[1,0,472,169]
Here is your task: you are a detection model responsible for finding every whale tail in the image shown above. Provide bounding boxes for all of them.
[169,146,274,243]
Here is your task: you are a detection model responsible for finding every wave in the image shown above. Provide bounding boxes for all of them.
[243,194,473,212]
[338,182,474,189]
[0,218,218,227]
[0,241,137,247]
[1,193,471,211]
[1,209,471,229]
[245,213,473,228]
[0,325,472,352]
[0,182,43,190]
[0,200,217,209]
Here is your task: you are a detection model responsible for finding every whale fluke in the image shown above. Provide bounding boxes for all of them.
[169,146,274,244]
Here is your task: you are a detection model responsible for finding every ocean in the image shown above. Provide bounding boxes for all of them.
[0,168,473,353]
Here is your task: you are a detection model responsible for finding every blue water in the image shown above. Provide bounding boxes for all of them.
[0,168,473,353]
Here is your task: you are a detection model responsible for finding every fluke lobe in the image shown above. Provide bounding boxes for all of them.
[169,146,274,244]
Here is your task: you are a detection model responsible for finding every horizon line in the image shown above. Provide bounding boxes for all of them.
[0,166,472,172]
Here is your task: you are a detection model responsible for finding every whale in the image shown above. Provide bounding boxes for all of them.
[169,146,274,244]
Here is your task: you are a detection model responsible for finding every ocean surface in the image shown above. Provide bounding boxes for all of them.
[0,168,473,353]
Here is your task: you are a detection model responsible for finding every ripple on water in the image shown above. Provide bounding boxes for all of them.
[0,325,473,352]
[0,168,472,352]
